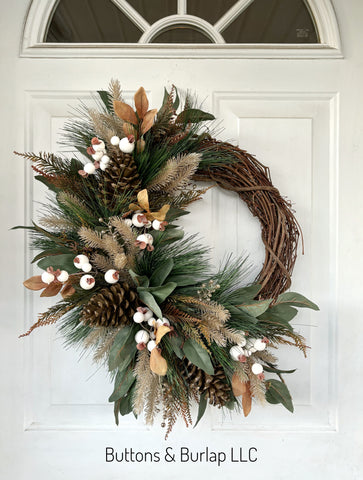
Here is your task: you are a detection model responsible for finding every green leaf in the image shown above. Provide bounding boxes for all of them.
[98,90,112,112]
[167,274,200,287]
[11,225,36,231]
[119,394,133,416]
[166,207,189,222]
[227,305,258,324]
[37,253,78,273]
[139,282,177,304]
[31,247,72,264]
[176,108,215,124]
[108,369,135,403]
[173,87,180,110]
[129,269,150,287]
[227,284,262,304]
[114,399,121,425]
[194,392,207,428]
[240,299,272,317]
[137,290,162,319]
[265,379,294,413]
[152,228,184,245]
[262,304,298,322]
[276,292,319,311]
[34,175,59,192]
[108,326,134,371]
[183,339,214,375]
[167,335,184,359]
[150,258,174,287]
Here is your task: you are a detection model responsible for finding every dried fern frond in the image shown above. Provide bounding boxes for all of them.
[102,234,125,259]
[144,376,162,425]
[274,332,308,357]
[20,303,74,338]
[133,349,153,415]
[109,217,137,254]
[148,153,201,193]
[93,329,120,363]
[233,361,249,384]
[58,192,94,219]
[91,253,114,272]
[255,350,278,364]
[83,327,108,350]
[108,79,123,103]
[88,109,115,141]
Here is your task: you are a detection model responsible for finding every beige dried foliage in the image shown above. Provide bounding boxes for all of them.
[93,329,120,363]
[108,79,123,103]
[147,153,201,193]
[39,215,74,231]
[113,252,127,270]
[102,234,125,259]
[78,226,105,249]
[255,350,278,364]
[58,192,93,215]
[88,109,115,141]
[91,253,114,272]
[144,375,162,425]
[109,217,137,253]
[133,349,154,415]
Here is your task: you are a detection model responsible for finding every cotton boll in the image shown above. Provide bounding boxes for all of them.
[147,340,157,352]
[135,330,150,344]
[119,136,135,154]
[229,345,244,362]
[57,270,69,283]
[83,163,96,175]
[101,155,110,164]
[80,275,95,290]
[254,339,266,351]
[133,311,145,323]
[104,269,119,284]
[251,363,263,375]
[73,254,89,268]
[144,309,153,321]
[41,271,55,284]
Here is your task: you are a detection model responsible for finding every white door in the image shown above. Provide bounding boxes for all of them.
[1,0,362,478]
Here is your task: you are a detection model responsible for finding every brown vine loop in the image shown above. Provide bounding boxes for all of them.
[195,140,302,300]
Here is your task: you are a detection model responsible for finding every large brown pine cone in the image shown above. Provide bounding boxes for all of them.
[182,360,231,408]
[99,150,140,205]
[81,282,139,328]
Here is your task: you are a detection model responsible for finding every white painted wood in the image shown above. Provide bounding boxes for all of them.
[21,0,342,58]
[2,0,363,479]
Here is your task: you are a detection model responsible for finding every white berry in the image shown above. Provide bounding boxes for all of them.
[101,155,110,165]
[92,151,104,162]
[84,163,96,175]
[104,269,119,284]
[73,254,89,268]
[57,270,69,283]
[162,317,170,326]
[99,162,108,171]
[93,141,105,151]
[251,363,263,375]
[152,220,162,230]
[110,135,120,145]
[147,340,157,352]
[132,213,146,228]
[229,345,244,362]
[119,137,135,154]
[254,339,267,351]
[135,330,150,344]
[80,275,95,290]
[133,311,145,323]
[82,263,92,273]
[41,271,55,284]
[147,317,156,326]
[124,218,133,227]
[144,309,153,321]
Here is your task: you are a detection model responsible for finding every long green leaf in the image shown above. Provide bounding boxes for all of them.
[276,292,319,311]
[150,258,174,287]
[194,392,208,428]
[240,299,272,317]
[37,253,78,273]
[167,335,184,359]
[108,369,135,402]
[265,379,294,412]
[108,326,134,371]
[32,247,72,264]
[183,339,214,375]
[176,109,215,123]
[139,282,177,303]
[137,290,162,319]
[227,284,262,304]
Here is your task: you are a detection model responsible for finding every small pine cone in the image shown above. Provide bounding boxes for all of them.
[99,150,140,204]
[182,361,231,408]
[81,282,139,328]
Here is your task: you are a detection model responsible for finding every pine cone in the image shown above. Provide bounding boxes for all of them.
[182,360,231,408]
[99,150,140,205]
[81,282,139,328]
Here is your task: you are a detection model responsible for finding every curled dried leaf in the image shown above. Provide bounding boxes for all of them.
[113,101,138,125]
[150,204,170,222]
[134,87,149,119]
[242,382,252,417]
[156,324,171,345]
[23,276,48,291]
[150,347,168,376]
[61,282,76,299]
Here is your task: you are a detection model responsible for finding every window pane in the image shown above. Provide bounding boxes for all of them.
[127,0,177,25]
[151,25,213,43]
[187,0,237,26]
[222,0,318,43]
[46,0,142,43]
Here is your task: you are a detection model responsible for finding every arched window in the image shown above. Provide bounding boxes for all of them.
[21,0,342,58]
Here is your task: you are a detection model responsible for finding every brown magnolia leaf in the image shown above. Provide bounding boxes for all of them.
[150,348,168,376]
[155,324,171,345]
[141,109,157,135]
[232,373,248,397]
[136,138,146,153]
[113,101,138,125]
[242,382,252,417]
[123,122,137,137]
[23,276,48,291]
[137,189,150,211]
[134,87,149,120]
[61,282,76,299]
[40,282,62,297]
[150,204,170,222]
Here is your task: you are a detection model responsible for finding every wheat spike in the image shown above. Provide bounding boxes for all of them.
[102,234,125,259]
[93,329,120,363]
[91,253,114,272]
[234,362,249,383]
[109,217,137,254]
[109,78,123,103]
[88,108,115,141]
[83,327,108,349]
[255,350,278,364]
[144,376,162,425]
[148,153,201,193]
[133,349,154,415]
[39,215,75,231]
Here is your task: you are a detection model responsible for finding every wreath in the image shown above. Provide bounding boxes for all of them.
[16,81,318,438]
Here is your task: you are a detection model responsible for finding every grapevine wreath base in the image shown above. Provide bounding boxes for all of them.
[16,81,318,438]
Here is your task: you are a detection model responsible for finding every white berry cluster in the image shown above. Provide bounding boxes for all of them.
[73,255,120,290]
[82,137,110,175]
[229,335,269,377]
[110,134,135,154]
[41,269,69,285]
[133,307,170,352]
